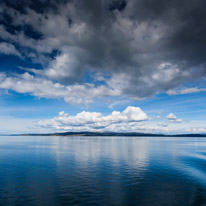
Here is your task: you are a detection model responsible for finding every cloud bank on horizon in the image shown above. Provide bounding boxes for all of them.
[38,106,149,131]
[0,0,206,133]
[38,107,206,134]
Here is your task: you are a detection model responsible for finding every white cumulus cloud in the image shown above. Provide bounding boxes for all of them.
[166,113,183,123]
[38,106,149,131]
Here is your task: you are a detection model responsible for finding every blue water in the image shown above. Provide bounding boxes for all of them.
[0,136,206,206]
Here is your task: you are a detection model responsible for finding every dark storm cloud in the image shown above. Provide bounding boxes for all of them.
[0,0,206,99]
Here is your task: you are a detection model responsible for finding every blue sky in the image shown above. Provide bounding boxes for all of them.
[0,0,206,134]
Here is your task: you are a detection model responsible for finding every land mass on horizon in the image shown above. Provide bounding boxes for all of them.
[16,131,206,137]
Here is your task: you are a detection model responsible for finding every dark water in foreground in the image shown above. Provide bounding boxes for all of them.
[0,136,206,206]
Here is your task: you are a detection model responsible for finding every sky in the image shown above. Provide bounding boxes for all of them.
[0,0,206,134]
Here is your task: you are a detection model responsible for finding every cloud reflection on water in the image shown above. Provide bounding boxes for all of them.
[0,136,206,205]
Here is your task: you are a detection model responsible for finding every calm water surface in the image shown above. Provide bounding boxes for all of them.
[0,136,206,206]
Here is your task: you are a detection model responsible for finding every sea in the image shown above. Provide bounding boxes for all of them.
[0,135,206,206]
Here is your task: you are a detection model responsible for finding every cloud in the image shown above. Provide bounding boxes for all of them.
[0,72,121,105]
[37,108,206,134]
[0,42,22,57]
[166,113,177,120]
[168,87,206,95]
[38,106,149,131]
[156,115,162,119]
[190,127,206,133]
[0,24,52,53]
[166,113,183,123]
[158,123,168,127]
[0,0,206,102]
[32,49,85,83]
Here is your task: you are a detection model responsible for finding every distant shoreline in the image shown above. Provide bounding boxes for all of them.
[13,131,206,137]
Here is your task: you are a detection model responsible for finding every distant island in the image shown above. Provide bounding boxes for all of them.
[16,131,206,137]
